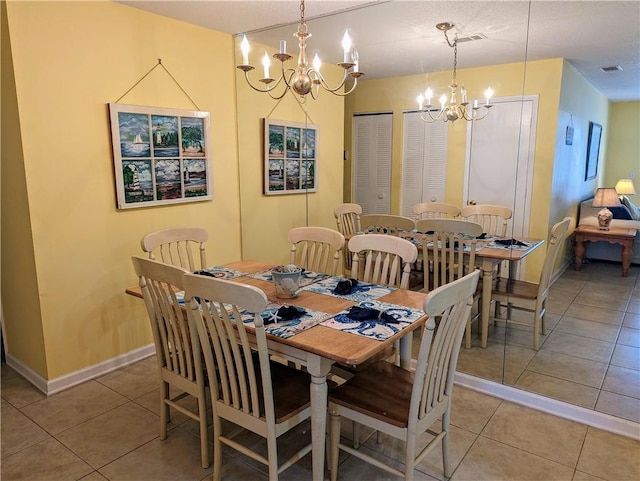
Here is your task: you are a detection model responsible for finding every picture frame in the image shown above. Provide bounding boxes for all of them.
[108,103,212,209]
[584,121,602,181]
[264,118,318,195]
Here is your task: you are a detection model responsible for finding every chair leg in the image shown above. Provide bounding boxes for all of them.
[442,411,451,478]
[404,431,416,481]
[266,431,279,481]
[329,411,341,481]
[160,382,169,440]
[465,317,472,349]
[353,422,360,448]
[212,415,222,481]
[197,389,210,468]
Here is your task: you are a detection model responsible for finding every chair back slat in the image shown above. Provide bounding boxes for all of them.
[184,274,271,422]
[288,226,345,276]
[348,234,417,288]
[141,227,208,271]
[460,204,512,237]
[132,257,198,381]
[410,270,480,424]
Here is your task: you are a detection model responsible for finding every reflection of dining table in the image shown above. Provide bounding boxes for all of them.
[126,259,427,481]
[346,231,544,348]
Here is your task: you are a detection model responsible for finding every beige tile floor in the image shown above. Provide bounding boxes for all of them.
[457,260,640,423]
[2,351,640,480]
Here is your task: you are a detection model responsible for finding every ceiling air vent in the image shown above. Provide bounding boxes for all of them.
[600,65,623,72]
[457,33,487,43]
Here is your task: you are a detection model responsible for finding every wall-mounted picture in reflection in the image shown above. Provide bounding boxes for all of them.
[264,118,318,195]
[109,103,212,209]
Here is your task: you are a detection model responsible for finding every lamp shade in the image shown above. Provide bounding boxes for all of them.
[592,188,621,208]
[615,179,636,196]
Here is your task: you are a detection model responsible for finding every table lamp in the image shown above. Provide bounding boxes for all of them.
[592,187,621,230]
[615,178,636,201]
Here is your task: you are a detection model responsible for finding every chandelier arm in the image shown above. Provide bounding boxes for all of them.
[240,69,290,97]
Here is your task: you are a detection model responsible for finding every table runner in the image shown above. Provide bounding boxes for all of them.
[321,300,425,340]
[301,276,396,302]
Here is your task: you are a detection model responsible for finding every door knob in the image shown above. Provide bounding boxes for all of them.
[468,200,477,205]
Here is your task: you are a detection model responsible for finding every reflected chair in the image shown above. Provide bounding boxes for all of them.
[348,233,418,289]
[288,226,345,276]
[414,218,483,348]
[490,217,572,350]
[141,227,208,271]
[412,202,460,220]
[131,256,209,468]
[360,214,416,236]
[334,203,362,275]
[328,270,481,481]
[183,273,315,481]
[460,204,512,237]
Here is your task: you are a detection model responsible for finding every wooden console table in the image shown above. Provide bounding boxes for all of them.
[574,225,637,277]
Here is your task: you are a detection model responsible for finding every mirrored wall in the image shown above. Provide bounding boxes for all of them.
[236,0,637,426]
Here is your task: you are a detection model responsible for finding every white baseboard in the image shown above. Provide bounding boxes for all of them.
[5,344,155,396]
[454,371,640,441]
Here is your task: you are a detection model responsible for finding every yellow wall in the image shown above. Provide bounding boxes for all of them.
[235,38,346,264]
[3,1,242,379]
[604,102,640,205]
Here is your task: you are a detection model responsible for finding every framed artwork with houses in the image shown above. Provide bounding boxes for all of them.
[264,118,318,195]
[109,103,212,209]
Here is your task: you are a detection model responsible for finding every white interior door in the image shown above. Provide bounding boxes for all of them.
[401,111,448,217]
[464,95,538,277]
[353,113,392,214]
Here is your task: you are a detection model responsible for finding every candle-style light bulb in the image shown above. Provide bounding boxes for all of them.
[416,94,424,110]
[484,87,494,105]
[439,94,447,110]
[312,53,322,72]
[240,35,250,65]
[261,52,270,78]
[461,85,467,103]
[352,49,359,72]
[341,31,352,62]
[279,40,286,55]
[424,88,433,105]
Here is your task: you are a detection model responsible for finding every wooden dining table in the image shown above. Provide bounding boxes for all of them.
[127,259,427,481]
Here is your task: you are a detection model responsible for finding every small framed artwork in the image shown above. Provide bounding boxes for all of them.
[264,118,318,195]
[109,103,212,209]
[584,121,602,181]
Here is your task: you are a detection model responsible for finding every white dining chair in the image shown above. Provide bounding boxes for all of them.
[490,217,572,350]
[328,269,481,480]
[141,226,208,271]
[183,273,316,481]
[288,226,345,276]
[360,214,416,236]
[460,204,512,237]
[131,256,209,468]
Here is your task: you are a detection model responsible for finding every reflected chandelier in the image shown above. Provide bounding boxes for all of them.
[236,0,363,101]
[416,22,493,122]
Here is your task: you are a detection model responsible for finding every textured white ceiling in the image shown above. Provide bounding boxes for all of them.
[118,0,640,102]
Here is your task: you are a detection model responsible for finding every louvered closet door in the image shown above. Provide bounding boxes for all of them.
[353,113,392,214]
[401,112,448,217]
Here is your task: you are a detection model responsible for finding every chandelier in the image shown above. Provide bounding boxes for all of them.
[236,0,363,101]
[416,22,493,122]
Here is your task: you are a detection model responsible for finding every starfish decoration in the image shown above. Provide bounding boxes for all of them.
[264,310,282,325]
